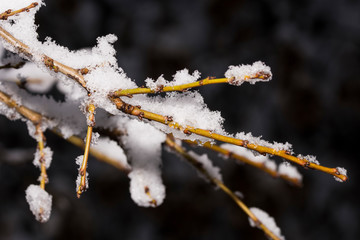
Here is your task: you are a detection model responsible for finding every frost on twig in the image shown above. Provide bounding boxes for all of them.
[225,61,272,86]
[0,2,350,238]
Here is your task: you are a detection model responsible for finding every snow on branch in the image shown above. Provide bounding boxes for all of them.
[0,2,349,239]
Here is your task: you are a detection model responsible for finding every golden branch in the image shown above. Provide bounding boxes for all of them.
[77,103,96,198]
[165,135,281,240]
[111,72,270,97]
[185,140,302,187]
[0,7,347,183]
[111,97,347,182]
[0,2,38,20]
[35,125,48,190]
[0,89,131,173]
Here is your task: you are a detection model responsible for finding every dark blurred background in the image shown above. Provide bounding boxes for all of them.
[0,0,359,239]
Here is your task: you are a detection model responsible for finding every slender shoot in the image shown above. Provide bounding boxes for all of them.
[165,135,281,240]
[0,2,38,20]
[112,71,270,97]
[77,104,95,198]
[36,125,48,190]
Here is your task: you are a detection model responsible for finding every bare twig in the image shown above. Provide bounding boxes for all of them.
[165,135,281,240]
[77,103,96,198]
[35,125,48,190]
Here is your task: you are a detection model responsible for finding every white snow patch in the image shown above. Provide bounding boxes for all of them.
[92,137,130,169]
[235,132,293,153]
[278,162,302,183]
[221,143,277,172]
[225,61,272,86]
[122,119,166,207]
[145,69,200,90]
[188,151,223,182]
[334,167,347,183]
[25,184,52,223]
[249,207,285,240]
[297,154,319,165]
[33,146,53,169]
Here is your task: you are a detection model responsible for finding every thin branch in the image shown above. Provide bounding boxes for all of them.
[0,90,42,124]
[185,140,302,187]
[111,72,271,97]
[36,125,48,190]
[0,62,26,70]
[165,135,281,240]
[0,26,87,88]
[77,103,96,198]
[0,89,131,173]
[112,77,228,97]
[0,11,348,182]
[0,2,38,20]
[53,131,131,173]
[111,97,347,182]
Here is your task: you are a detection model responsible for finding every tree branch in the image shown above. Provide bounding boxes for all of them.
[165,135,281,240]
[0,89,131,173]
[185,140,302,187]
[77,103,96,198]
[35,125,48,190]
[0,2,38,20]
[0,62,26,70]
[0,6,347,183]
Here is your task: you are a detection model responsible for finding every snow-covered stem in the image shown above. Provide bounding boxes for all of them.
[0,89,42,124]
[0,2,38,20]
[77,103,96,198]
[0,18,347,183]
[0,20,346,182]
[0,89,130,173]
[0,25,87,88]
[112,77,229,97]
[112,95,347,182]
[165,135,281,240]
[111,71,270,97]
[185,140,301,187]
[35,125,48,189]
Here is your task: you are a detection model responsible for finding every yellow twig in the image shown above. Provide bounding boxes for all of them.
[144,186,157,207]
[112,78,228,96]
[165,135,281,240]
[77,104,95,198]
[185,140,302,187]
[0,89,131,173]
[111,72,271,97]
[0,2,38,20]
[0,12,347,182]
[0,90,42,125]
[36,125,48,190]
[62,133,131,173]
[111,97,347,182]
